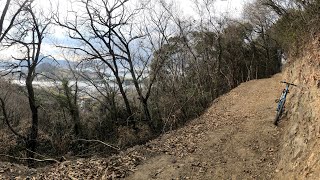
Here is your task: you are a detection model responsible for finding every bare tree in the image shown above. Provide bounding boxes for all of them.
[55,0,171,131]
[3,2,51,165]
[54,0,138,128]
[191,0,227,96]
[0,0,30,43]
[77,59,120,128]
[61,78,81,136]
[259,0,288,15]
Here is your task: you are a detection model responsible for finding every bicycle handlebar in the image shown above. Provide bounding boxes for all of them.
[280,81,297,87]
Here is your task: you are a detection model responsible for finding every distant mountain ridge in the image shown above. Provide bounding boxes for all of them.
[0,55,72,69]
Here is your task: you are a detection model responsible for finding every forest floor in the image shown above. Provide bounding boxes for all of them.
[0,74,284,179]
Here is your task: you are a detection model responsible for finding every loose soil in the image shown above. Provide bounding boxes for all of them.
[128,74,283,180]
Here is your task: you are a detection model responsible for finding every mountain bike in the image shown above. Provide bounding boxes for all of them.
[274,81,297,126]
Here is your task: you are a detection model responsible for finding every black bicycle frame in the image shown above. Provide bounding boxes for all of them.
[274,81,296,126]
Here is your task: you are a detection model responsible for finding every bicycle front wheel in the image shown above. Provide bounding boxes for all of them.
[274,110,281,126]
[274,100,285,126]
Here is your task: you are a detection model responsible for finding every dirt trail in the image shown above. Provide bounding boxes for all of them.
[128,74,283,179]
[0,74,284,179]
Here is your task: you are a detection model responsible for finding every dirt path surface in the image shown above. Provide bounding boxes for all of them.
[128,74,283,179]
[0,74,284,179]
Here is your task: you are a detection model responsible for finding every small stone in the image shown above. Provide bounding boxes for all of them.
[171,158,177,164]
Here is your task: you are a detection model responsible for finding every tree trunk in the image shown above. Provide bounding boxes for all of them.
[216,35,223,97]
[114,74,135,127]
[142,98,155,131]
[127,57,155,132]
[25,77,38,167]
[63,81,81,137]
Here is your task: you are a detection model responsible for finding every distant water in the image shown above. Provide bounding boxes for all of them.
[9,79,135,93]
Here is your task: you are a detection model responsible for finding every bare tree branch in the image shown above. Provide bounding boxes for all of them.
[0,154,59,163]
[0,93,26,140]
[74,139,120,151]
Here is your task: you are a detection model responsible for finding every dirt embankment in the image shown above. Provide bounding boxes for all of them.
[274,36,320,179]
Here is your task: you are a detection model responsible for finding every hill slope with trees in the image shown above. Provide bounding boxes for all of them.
[0,73,283,179]
[1,0,320,179]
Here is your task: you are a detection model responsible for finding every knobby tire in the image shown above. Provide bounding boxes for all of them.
[274,101,284,126]
[274,110,281,126]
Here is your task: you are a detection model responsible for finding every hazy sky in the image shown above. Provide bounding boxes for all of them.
[35,0,249,19]
[0,0,251,60]
[176,0,251,18]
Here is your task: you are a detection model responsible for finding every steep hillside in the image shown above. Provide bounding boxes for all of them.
[128,74,283,179]
[274,36,320,179]
[0,74,285,179]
